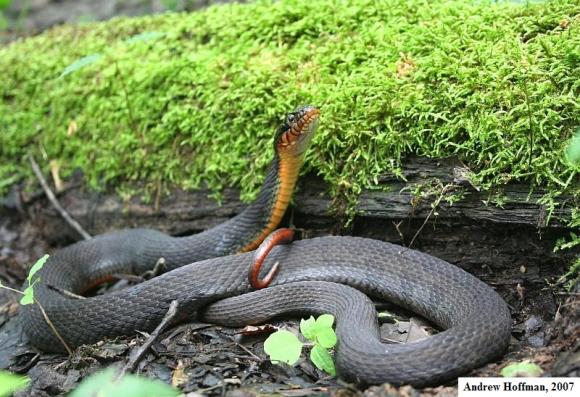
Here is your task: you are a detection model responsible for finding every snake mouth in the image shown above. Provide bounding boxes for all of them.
[276,105,320,157]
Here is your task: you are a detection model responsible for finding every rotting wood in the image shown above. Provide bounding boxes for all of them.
[14,157,574,238]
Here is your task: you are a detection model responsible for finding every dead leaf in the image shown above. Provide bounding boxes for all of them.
[396,53,416,78]
[172,359,188,388]
[407,317,433,342]
[49,160,64,193]
[67,120,78,137]
[237,324,277,336]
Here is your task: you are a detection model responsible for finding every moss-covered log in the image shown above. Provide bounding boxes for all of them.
[7,155,571,321]
[1,0,578,216]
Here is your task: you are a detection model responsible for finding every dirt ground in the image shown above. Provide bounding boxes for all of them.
[0,190,578,397]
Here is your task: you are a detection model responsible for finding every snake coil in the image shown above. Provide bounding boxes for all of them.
[21,106,511,386]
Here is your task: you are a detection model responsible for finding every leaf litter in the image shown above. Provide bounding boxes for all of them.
[0,208,578,396]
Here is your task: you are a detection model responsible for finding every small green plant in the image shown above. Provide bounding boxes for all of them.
[501,361,544,377]
[1,257,179,396]
[264,314,337,376]
[0,370,29,397]
[70,368,179,397]
[20,254,49,304]
[0,254,48,305]
[0,254,72,354]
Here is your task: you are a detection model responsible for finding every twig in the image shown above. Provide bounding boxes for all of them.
[408,184,453,248]
[227,335,262,361]
[29,156,92,241]
[0,284,24,295]
[392,220,405,242]
[37,301,73,355]
[47,285,86,300]
[197,382,225,394]
[117,300,179,378]
[0,283,73,354]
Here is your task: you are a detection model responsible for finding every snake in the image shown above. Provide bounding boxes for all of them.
[20,105,511,387]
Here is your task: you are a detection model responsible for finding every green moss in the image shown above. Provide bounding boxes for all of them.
[0,0,578,220]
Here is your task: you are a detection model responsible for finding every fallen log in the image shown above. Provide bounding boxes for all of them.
[5,157,578,318]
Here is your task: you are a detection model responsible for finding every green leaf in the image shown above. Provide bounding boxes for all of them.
[315,314,335,329]
[566,129,580,165]
[0,0,10,10]
[300,316,317,342]
[59,54,102,78]
[20,255,49,305]
[20,281,38,306]
[309,345,336,376]
[315,326,337,349]
[264,330,303,366]
[304,314,336,348]
[70,368,179,397]
[27,254,49,283]
[500,362,544,377]
[0,370,30,396]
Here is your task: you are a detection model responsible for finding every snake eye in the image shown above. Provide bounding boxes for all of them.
[286,114,296,124]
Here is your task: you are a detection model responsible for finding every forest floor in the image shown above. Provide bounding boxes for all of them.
[0,183,577,397]
[1,0,578,395]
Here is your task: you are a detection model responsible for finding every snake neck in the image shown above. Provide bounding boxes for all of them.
[238,153,303,252]
[165,151,303,262]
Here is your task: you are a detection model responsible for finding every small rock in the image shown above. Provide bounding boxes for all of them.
[201,372,221,387]
[524,316,543,335]
[527,334,546,348]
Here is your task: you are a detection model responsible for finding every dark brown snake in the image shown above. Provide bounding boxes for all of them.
[21,106,511,387]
